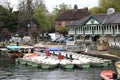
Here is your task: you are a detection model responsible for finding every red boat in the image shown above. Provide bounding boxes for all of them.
[100,70,118,80]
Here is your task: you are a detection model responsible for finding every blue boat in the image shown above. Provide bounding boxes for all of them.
[6,45,21,51]
[48,48,66,51]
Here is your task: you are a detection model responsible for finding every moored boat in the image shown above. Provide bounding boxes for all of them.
[100,70,118,80]
[6,45,23,58]
[115,61,120,74]
[40,58,59,69]
[59,59,74,69]
[90,61,108,67]
[72,60,90,69]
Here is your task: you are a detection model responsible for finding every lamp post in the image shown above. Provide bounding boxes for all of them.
[27,24,30,35]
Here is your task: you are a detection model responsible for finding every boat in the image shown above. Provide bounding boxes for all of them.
[115,61,120,74]
[90,61,109,67]
[100,70,118,80]
[96,37,109,51]
[6,45,34,58]
[16,53,41,68]
[16,54,59,69]
[73,60,90,69]
[59,59,74,69]
[89,58,109,67]
[40,58,59,69]
[21,45,34,54]
[6,45,23,58]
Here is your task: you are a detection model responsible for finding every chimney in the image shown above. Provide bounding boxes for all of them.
[107,8,115,15]
[74,4,78,11]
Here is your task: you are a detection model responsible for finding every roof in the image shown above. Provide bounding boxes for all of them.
[56,8,90,21]
[70,12,120,26]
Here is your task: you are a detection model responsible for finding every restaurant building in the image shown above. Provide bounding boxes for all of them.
[68,8,120,46]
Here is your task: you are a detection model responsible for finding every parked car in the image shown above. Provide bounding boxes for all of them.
[58,37,65,43]
[51,37,60,42]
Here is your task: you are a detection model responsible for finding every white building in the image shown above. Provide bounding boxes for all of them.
[68,12,120,47]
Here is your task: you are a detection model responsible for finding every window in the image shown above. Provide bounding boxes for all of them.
[62,21,66,27]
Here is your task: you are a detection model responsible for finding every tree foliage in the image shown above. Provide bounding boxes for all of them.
[56,27,68,36]
[33,6,51,32]
[53,3,71,16]
[90,0,120,14]
[0,5,18,32]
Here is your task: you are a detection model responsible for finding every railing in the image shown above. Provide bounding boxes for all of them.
[68,30,120,35]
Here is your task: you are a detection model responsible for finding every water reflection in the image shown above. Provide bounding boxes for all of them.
[0,57,117,80]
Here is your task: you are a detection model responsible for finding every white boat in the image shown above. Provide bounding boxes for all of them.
[72,60,90,69]
[59,59,74,69]
[40,58,59,69]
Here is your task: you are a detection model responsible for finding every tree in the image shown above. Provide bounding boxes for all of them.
[53,3,71,15]
[33,6,51,33]
[90,0,120,14]
[18,0,47,31]
[0,5,18,32]
[56,27,68,36]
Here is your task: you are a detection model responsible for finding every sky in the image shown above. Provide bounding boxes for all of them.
[9,0,99,12]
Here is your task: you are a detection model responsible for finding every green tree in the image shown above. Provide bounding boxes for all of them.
[33,6,51,33]
[90,0,120,14]
[0,5,18,32]
[53,3,71,15]
[56,27,68,36]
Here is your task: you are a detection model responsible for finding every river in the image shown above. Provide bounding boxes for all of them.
[0,56,117,80]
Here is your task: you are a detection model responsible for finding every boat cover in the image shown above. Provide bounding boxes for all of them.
[6,46,21,50]
[48,48,66,51]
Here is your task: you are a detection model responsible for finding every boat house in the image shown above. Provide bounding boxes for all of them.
[68,9,120,47]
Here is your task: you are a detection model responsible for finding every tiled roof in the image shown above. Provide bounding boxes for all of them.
[56,8,90,21]
[70,12,120,26]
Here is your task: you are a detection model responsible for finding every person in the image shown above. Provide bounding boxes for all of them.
[100,70,120,80]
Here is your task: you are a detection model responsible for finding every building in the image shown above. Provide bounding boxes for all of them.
[68,11,120,47]
[55,5,90,31]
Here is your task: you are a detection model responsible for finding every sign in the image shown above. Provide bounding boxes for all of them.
[66,41,75,45]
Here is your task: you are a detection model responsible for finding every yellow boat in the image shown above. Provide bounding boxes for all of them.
[115,61,120,74]
[96,37,109,51]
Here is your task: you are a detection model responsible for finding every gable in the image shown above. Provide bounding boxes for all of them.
[84,17,100,25]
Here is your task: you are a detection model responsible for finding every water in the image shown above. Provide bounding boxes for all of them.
[0,57,117,80]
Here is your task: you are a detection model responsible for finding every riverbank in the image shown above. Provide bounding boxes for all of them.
[84,50,120,61]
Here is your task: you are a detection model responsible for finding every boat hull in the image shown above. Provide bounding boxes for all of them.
[60,64,74,69]
[41,64,50,69]
[76,63,90,69]
[115,62,120,74]
[90,62,108,67]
